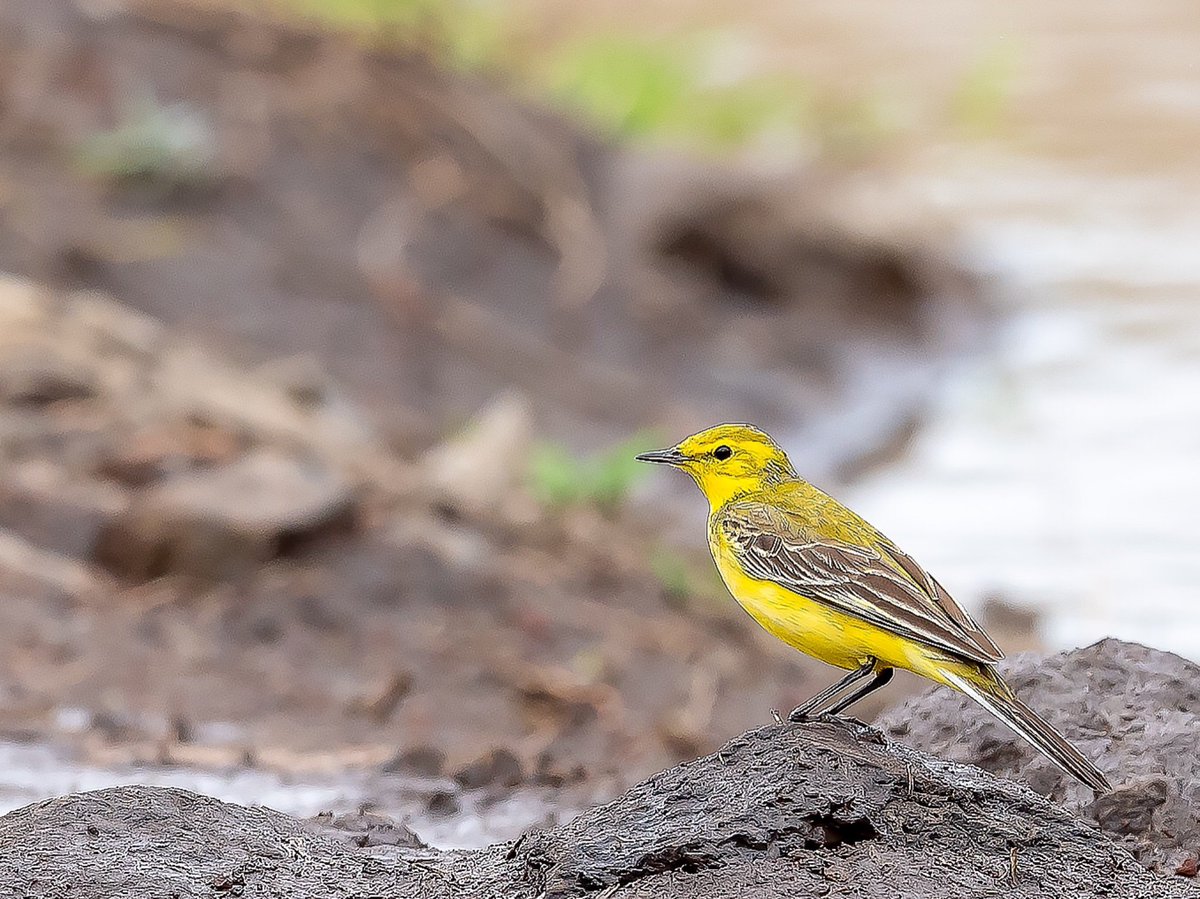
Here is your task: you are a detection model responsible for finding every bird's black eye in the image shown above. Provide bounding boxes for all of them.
[713,445,733,461]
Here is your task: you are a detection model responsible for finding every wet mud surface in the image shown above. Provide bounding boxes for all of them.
[2,642,1196,897]
[880,638,1200,878]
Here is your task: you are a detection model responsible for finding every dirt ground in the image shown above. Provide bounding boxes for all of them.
[0,280,883,826]
[0,0,1001,833]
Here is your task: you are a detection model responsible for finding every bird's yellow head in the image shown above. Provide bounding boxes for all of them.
[636,423,797,509]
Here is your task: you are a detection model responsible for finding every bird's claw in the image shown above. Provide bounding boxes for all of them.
[788,709,866,726]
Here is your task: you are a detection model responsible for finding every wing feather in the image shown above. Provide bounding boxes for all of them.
[721,501,1003,665]
[877,542,1004,660]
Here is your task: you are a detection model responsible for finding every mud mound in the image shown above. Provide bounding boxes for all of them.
[879,639,1200,877]
[0,714,1189,898]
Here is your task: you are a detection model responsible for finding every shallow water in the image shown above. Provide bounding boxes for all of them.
[847,160,1200,660]
[0,740,574,849]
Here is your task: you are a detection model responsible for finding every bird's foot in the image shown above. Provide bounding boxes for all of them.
[823,711,869,728]
[788,709,869,727]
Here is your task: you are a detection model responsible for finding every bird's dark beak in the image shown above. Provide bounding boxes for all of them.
[635,447,688,466]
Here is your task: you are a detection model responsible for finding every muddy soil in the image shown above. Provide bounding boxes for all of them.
[0,278,878,838]
[0,0,996,836]
[3,641,1197,897]
[880,638,1200,877]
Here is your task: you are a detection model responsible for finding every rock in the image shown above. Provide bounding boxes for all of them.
[93,421,243,487]
[0,341,98,406]
[382,745,446,778]
[1094,778,1171,837]
[0,274,407,584]
[421,392,532,515]
[150,343,382,484]
[253,355,339,409]
[877,639,1200,876]
[305,809,427,852]
[0,274,50,330]
[0,714,1189,898]
[0,461,130,559]
[0,288,149,407]
[94,449,356,580]
[607,151,968,323]
[425,789,461,818]
[350,671,414,723]
[0,528,100,596]
[452,748,524,790]
[154,345,326,444]
[60,290,165,358]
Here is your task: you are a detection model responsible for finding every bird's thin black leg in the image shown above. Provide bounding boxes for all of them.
[788,659,876,722]
[824,667,894,716]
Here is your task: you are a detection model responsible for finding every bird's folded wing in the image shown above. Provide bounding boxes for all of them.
[720,501,1004,665]
[874,541,1004,660]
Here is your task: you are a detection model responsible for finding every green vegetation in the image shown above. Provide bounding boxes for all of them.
[268,1,892,154]
[539,34,807,149]
[76,97,218,191]
[950,40,1019,136]
[267,2,1018,153]
[650,548,729,610]
[650,547,693,603]
[282,0,505,71]
[528,434,653,514]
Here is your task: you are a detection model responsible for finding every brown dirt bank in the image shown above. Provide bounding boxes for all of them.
[0,0,999,803]
[0,0,990,472]
[0,278,912,805]
[0,641,1196,897]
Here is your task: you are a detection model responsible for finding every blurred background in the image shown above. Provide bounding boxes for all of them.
[1,0,1198,848]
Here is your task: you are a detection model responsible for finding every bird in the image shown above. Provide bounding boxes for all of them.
[636,423,1111,793]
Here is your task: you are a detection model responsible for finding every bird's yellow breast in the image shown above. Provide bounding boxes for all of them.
[711,537,955,684]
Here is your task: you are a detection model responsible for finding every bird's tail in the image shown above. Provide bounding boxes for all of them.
[942,668,1111,794]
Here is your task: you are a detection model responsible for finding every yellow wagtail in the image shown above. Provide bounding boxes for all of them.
[637,423,1111,793]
